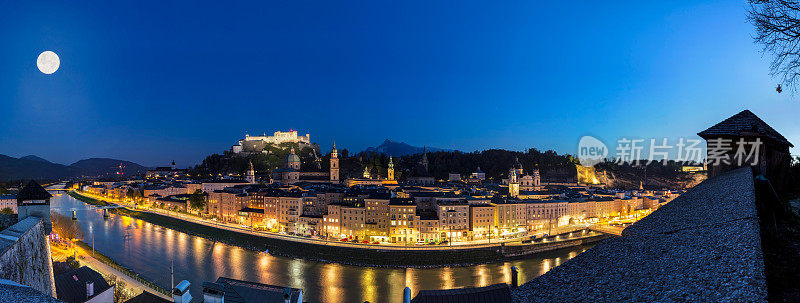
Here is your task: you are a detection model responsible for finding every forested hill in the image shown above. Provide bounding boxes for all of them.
[191,144,706,190]
[190,145,578,182]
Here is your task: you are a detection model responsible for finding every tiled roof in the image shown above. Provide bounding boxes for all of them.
[411,283,512,303]
[201,277,301,303]
[698,109,793,147]
[124,291,171,303]
[54,266,112,303]
[16,180,52,201]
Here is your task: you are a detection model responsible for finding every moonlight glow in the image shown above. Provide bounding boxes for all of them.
[37,51,60,74]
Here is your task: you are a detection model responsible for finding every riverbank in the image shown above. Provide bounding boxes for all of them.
[74,241,172,297]
[72,241,172,300]
[68,191,611,267]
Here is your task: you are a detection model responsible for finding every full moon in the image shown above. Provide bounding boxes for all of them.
[37,51,60,74]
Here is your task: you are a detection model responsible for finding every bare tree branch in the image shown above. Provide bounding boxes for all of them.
[748,0,800,93]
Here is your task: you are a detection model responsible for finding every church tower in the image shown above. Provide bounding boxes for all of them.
[246,161,256,184]
[171,160,176,170]
[509,168,520,198]
[330,142,339,183]
[421,147,429,172]
[387,156,395,180]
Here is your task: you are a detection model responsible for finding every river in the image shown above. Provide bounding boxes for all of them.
[49,190,594,303]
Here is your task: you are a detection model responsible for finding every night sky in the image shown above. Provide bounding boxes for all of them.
[1,0,797,167]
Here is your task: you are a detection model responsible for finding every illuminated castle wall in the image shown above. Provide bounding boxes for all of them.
[233,130,311,153]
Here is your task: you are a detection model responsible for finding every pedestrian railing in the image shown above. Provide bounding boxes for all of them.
[76,242,171,297]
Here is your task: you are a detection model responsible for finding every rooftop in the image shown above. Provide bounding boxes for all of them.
[412,283,512,303]
[698,109,793,147]
[54,266,112,303]
[513,167,767,302]
[16,180,52,202]
[202,277,302,303]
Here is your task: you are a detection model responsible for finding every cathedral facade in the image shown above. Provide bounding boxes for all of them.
[271,144,340,186]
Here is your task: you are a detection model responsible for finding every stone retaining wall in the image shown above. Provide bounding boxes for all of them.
[0,217,56,297]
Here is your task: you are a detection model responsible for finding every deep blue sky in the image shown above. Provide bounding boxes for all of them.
[1,0,797,167]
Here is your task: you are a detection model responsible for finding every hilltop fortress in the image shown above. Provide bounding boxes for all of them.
[232,130,313,154]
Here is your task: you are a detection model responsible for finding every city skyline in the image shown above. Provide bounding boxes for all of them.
[2,0,799,166]
[4,1,800,302]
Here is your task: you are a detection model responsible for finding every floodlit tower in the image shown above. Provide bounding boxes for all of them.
[387,156,395,180]
[330,141,339,183]
[509,169,520,198]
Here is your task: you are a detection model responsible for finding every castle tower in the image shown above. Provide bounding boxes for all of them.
[509,169,520,198]
[287,147,301,170]
[17,180,53,234]
[246,161,256,184]
[330,142,339,183]
[387,156,395,180]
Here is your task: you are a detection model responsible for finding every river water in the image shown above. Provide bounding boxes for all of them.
[49,190,593,303]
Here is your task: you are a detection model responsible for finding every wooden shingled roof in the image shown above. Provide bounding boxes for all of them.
[698,110,793,147]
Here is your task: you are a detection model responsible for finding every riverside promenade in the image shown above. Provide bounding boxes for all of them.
[512,167,768,302]
[68,191,612,266]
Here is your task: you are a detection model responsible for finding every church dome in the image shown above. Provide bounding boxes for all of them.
[287,148,301,164]
[513,157,523,169]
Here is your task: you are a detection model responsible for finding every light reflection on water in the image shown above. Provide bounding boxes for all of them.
[50,193,594,303]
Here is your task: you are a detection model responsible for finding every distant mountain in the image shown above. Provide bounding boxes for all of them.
[19,155,51,163]
[70,158,150,178]
[364,139,455,156]
[0,155,76,181]
[0,155,150,181]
